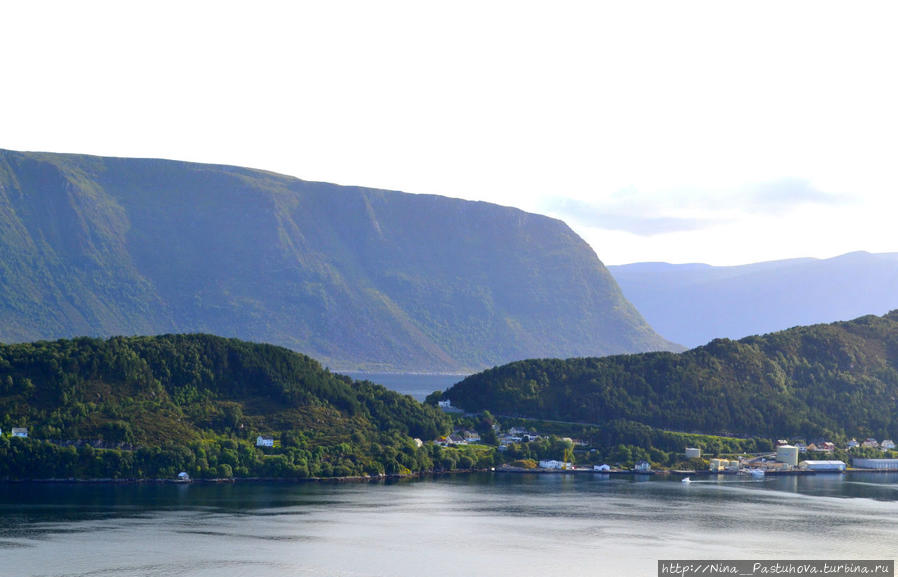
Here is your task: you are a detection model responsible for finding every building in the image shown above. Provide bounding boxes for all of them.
[862,438,880,449]
[881,440,896,450]
[594,464,611,472]
[539,460,571,470]
[256,436,274,447]
[437,399,451,408]
[462,431,481,443]
[776,445,799,467]
[685,447,702,459]
[852,458,898,470]
[11,427,28,438]
[847,439,859,449]
[634,461,652,473]
[799,460,846,472]
[709,458,730,472]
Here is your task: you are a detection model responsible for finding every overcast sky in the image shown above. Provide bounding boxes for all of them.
[3,1,897,265]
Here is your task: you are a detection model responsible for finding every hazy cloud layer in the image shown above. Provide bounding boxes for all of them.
[543,197,721,236]
[745,178,850,214]
[545,178,849,237]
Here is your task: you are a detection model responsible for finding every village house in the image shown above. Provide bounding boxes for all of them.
[881,439,896,450]
[462,430,481,443]
[255,436,274,447]
[538,459,572,470]
[634,460,652,473]
[11,427,28,438]
[862,438,880,449]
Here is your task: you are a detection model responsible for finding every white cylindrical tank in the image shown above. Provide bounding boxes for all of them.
[776,445,799,466]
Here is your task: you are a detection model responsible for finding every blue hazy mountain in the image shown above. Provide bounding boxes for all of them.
[609,252,898,348]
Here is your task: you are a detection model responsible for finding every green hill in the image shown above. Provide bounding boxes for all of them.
[0,149,676,372]
[444,311,898,440]
[0,334,451,479]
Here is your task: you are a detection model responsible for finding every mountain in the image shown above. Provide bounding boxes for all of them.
[0,334,452,479]
[444,311,898,440]
[0,149,676,372]
[608,252,898,348]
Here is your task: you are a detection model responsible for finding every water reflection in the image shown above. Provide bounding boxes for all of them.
[2,473,898,577]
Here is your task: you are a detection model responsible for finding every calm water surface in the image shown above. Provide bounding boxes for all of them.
[2,473,897,577]
[341,372,465,401]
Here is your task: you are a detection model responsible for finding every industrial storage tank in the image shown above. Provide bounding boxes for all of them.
[776,445,799,467]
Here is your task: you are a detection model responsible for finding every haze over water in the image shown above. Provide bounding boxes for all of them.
[2,473,897,577]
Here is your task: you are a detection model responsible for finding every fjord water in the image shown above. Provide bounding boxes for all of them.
[341,372,465,401]
[3,473,897,577]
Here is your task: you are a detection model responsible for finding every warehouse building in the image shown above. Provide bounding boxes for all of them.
[799,460,846,472]
[852,458,898,470]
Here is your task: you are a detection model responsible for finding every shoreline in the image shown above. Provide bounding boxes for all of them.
[7,466,896,485]
[0,469,483,485]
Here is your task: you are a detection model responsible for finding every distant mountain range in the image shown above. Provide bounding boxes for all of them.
[609,252,898,348]
[0,149,676,372]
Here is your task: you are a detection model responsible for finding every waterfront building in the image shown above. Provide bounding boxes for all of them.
[709,458,730,472]
[852,458,898,470]
[685,447,701,459]
[799,460,846,472]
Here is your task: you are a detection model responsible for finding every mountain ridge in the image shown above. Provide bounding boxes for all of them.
[0,148,677,371]
[444,311,898,440]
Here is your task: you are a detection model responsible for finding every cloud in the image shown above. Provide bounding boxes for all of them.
[543,197,724,237]
[543,178,851,238]
[745,178,850,214]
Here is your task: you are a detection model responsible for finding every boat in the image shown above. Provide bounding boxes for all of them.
[739,468,765,479]
[681,477,692,484]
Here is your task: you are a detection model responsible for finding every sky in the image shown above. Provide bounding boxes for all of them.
[3,1,897,265]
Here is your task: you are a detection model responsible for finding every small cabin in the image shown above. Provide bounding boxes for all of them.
[11,427,28,438]
[256,436,275,447]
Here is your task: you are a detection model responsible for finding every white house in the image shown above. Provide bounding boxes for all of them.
[539,460,572,470]
[634,460,652,472]
[881,440,896,450]
[256,436,274,447]
[593,464,611,472]
[11,427,28,438]
[437,399,451,408]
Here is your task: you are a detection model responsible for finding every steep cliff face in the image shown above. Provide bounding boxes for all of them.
[0,149,676,371]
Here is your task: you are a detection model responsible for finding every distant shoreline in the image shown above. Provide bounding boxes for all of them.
[5,467,897,486]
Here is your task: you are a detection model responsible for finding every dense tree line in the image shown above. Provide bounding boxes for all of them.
[0,335,451,479]
[446,312,898,441]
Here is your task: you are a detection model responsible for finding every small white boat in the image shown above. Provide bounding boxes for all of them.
[681,476,691,484]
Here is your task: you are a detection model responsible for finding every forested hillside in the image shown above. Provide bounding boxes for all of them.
[0,334,454,479]
[0,149,676,372]
[445,311,898,441]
